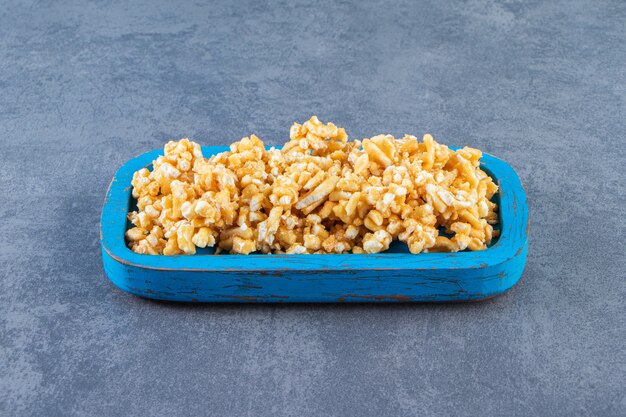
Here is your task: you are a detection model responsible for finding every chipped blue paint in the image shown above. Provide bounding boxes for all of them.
[100,146,528,302]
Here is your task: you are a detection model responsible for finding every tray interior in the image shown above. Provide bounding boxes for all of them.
[125,162,501,255]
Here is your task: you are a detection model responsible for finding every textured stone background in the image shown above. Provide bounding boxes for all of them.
[1,0,625,416]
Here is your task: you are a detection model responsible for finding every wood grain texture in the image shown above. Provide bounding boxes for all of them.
[100,146,529,302]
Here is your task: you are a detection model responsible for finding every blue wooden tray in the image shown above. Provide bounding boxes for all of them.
[101,146,528,302]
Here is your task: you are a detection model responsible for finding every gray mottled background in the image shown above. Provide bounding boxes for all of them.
[1,0,625,416]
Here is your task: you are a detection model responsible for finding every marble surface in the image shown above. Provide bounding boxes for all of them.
[1,0,624,415]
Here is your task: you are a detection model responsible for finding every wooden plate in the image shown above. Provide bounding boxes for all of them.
[101,146,528,302]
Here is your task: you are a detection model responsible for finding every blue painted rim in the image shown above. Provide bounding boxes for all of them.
[101,146,528,272]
